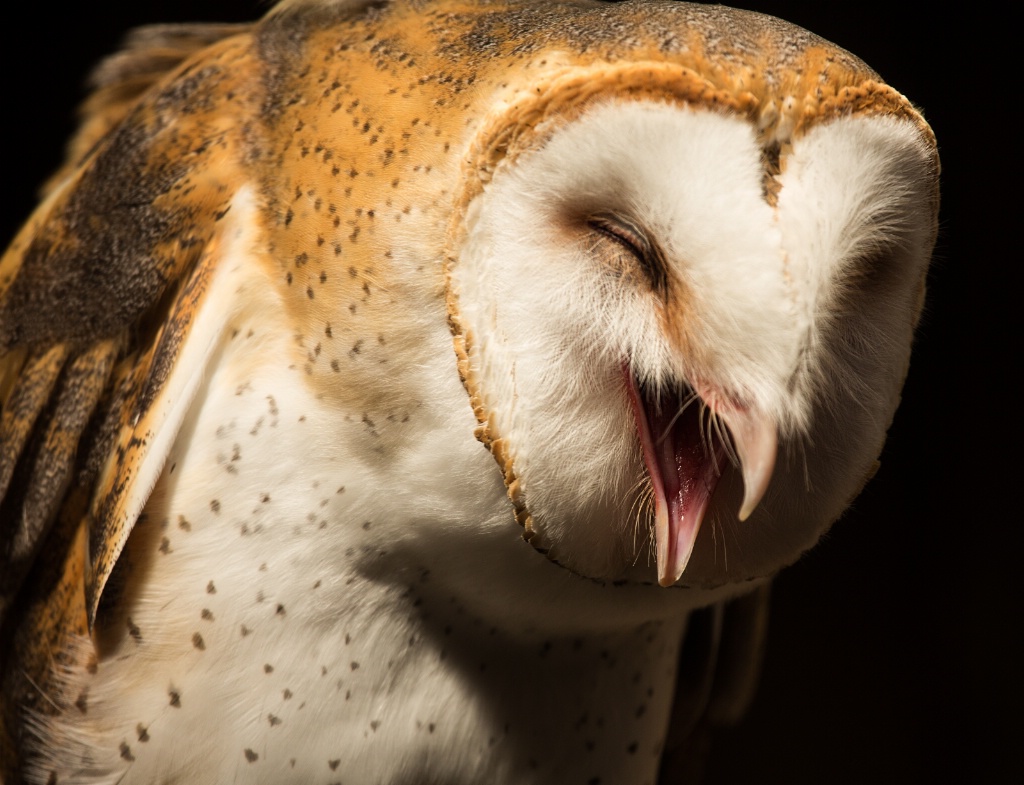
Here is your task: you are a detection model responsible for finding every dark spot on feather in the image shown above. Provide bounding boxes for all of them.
[192,633,205,650]
[329,760,341,770]
[264,664,274,673]
[244,749,258,763]
[120,743,135,762]
[169,690,181,707]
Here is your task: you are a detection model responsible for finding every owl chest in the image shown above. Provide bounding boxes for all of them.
[32,350,684,785]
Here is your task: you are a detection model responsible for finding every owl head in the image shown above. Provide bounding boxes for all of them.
[440,1,938,591]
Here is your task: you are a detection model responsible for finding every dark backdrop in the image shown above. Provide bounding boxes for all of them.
[1,2,1012,783]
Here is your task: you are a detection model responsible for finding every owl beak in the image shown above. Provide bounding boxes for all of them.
[625,371,777,586]
[718,407,777,522]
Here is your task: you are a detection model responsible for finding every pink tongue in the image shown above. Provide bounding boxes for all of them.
[625,373,725,586]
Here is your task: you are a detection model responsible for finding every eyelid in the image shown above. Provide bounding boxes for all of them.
[586,214,668,293]
[587,215,646,259]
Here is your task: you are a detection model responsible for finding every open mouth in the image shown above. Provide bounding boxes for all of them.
[624,367,777,586]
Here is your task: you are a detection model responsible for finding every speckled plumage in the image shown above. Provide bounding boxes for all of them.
[0,1,937,783]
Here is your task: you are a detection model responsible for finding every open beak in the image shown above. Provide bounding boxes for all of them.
[624,370,777,586]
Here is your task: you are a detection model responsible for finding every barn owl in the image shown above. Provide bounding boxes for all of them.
[0,0,938,783]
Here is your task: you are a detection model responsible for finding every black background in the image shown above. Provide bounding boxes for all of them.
[1,2,1013,782]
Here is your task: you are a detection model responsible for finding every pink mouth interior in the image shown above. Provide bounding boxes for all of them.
[625,371,726,585]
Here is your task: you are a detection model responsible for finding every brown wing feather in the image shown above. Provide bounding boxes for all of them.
[0,23,256,779]
[0,346,69,504]
[41,23,251,199]
[0,342,116,618]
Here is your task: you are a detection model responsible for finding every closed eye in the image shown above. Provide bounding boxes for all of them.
[831,243,909,319]
[838,242,905,302]
[586,214,669,294]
